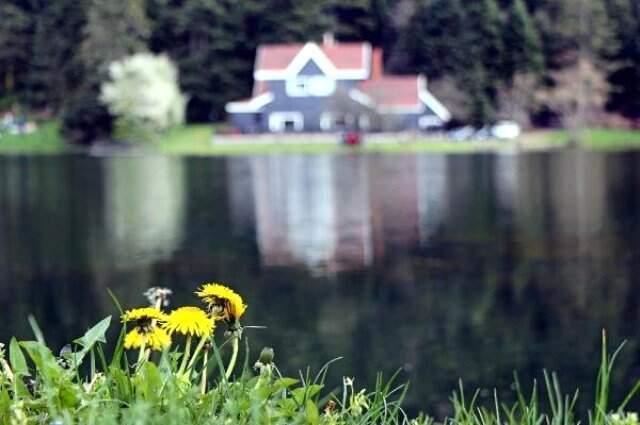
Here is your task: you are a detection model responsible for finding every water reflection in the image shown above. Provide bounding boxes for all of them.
[1,151,640,416]
[103,156,186,267]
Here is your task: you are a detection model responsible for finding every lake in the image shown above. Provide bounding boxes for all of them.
[1,150,640,416]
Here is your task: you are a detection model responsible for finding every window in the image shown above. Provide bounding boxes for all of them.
[418,115,443,130]
[269,112,304,132]
[358,114,371,131]
[286,76,336,97]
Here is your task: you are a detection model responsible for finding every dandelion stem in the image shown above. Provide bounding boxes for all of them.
[187,336,208,371]
[136,342,147,370]
[200,350,208,394]
[178,336,192,375]
[225,334,239,379]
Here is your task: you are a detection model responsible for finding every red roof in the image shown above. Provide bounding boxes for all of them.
[358,77,420,107]
[256,42,368,72]
[321,43,368,69]
[256,44,304,71]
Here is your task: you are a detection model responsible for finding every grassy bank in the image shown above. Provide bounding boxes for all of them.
[0,283,639,424]
[0,121,65,154]
[2,123,640,155]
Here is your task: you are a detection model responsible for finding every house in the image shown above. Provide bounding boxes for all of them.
[225,34,451,133]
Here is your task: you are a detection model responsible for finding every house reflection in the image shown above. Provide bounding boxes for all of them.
[227,154,450,272]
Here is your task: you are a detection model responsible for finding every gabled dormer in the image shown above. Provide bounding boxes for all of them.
[254,38,371,79]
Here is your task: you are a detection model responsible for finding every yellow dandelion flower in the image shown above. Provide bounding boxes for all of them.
[163,307,214,337]
[195,283,247,322]
[121,307,167,324]
[124,327,171,351]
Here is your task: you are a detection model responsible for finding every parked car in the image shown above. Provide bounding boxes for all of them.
[447,126,476,141]
[491,120,521,140]
[447,121,522,141]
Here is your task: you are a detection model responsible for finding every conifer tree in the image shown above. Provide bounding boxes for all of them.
[81,0,150,73]
[607,0,640,121]
[325,0,393,45]
[459,0,504,123]
[25,0,87,110]
[62,0,150,143]
[402,0,466,79]
[149,0,246,121]
[502,0,544,82]
[0,1,33,99]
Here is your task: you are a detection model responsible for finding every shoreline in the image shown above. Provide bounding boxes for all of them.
[2,124,640,156]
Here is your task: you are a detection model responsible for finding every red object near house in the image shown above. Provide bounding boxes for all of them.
[343,131,362,146]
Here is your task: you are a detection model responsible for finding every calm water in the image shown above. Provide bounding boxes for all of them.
[2,150,640,415]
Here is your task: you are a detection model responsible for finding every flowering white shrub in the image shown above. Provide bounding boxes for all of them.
[100,53,187,141]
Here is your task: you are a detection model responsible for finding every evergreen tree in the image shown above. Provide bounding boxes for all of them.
[81,0,150,73]
[325,0,394,45]
[402,0,466,79]
[24,0,87,110]
[256,0,330,43]
[459,0,504,123]
[149,0,246,121]
[607,0,640,121]
[462,0,503,78]
[0,1,33,100]
[62,0,150,143]
[502,0,544,82]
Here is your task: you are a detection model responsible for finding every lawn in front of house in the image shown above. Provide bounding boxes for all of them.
[0,121,66,154]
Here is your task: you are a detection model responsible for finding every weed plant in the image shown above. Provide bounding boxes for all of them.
[0,283,638,425]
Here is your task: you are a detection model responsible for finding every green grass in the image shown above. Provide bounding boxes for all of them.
[0,284,416,424]
[2,123,640,156]
[578,129,640,150]
[0,121,66,154]
[1,283,639,424]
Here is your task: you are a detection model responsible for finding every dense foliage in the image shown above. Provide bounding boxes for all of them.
[0,0,638,141]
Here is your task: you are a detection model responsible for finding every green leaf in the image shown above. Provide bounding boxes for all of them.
[69,316,112,367]
[291,384,323,405]
[305,399,320,425]
[109,366,132,401]
[137,361,163,401]
[9,338,28,376]
[273,377,299,392]
[20,341,64,382]
[74,316,111,348]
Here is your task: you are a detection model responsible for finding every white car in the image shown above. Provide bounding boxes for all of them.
[491,121,521,140]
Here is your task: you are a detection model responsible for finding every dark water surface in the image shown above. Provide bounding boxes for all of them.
[2,151,640,416]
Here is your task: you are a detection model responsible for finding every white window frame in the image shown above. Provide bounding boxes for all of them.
[320,112,333,131]
[358,114,371,131]
[269,112,304,132]
[286,76,336,97]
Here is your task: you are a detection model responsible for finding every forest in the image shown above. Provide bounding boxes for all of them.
[0,0,639,143]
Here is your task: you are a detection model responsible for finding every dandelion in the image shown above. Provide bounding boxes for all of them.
[121,307,170,359]
[121,307,167,324]
[195,283,247,322]
[196,283,247,379]
[124,327,171,351]
[164,306,215,376]
[163,307,214,338]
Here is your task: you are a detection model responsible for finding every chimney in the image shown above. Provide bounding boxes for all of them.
[371,48,384,79]
[323,32,335,46]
